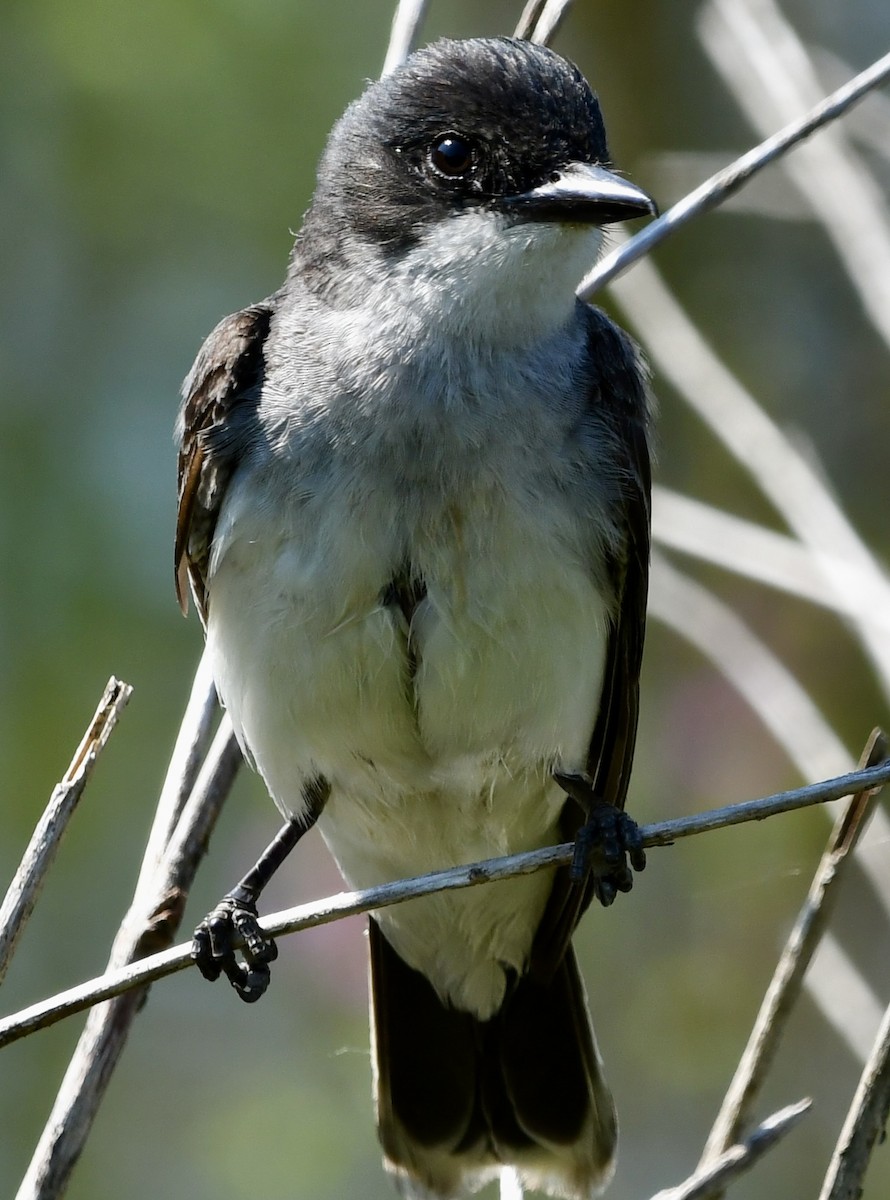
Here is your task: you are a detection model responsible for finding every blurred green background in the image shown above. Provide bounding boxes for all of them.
[2,1,890,1197]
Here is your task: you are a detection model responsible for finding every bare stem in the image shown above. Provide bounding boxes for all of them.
[513,0,548,38]
[696,731,887,1192]
[819,999,890,1200]
[0,677,132,984]
[514,0,575,45]
[2,753,888,1053]
[381,0,430,75]
[579,49,890,297]
[652,489,890,635]
[649,1100,811,1200]
[15,719,241,1200]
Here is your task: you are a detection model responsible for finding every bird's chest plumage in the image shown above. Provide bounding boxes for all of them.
[204,343,613,1014]
[210,458,608,771]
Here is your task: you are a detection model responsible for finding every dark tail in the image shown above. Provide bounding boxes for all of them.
[369,918,617,1199]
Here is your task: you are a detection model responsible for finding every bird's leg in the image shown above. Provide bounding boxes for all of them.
[192,819,304,1002]
[192,777,329,1002]
[552,771,646,907]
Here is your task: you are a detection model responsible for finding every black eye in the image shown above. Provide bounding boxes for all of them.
[429,134,475,178]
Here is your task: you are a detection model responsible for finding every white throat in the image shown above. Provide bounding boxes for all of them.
[371,209,603,347]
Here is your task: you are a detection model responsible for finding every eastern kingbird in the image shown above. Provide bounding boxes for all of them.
[176,36,654,1200]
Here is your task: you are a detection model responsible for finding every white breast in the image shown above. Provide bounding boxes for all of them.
[204,251,618,1015]
[206,456,608,1017]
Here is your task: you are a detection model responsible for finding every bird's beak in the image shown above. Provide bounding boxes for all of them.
[502,162,657,225]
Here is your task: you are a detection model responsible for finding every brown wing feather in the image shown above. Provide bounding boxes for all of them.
[175,302,273,621]
[532,310,652,975]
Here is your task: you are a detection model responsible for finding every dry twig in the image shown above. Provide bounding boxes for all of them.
[697,731,887,1195]
[652,489,890,636]
[650,1099,812,1200]
[15,684,239,1200]
[381,0,430,76]
[514,0,574,44]
[579,48,890,298]
[0,678,132,985]
[819,999,890,1200]
[699,0,890,352]
[2,755,888,1055]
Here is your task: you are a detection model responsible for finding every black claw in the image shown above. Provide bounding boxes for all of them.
[227,961,272,1003]
[232,907,278,964]
[555,772,645,907]
[191,926,224,982]
[191,894,277,1003]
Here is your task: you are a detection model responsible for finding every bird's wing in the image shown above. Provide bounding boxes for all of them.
[532,309,652,974]
[175,302,273,622]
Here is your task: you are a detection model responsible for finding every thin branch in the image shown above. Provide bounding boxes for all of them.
[699,0,890,353]
[609,259,890,696]
[650,554,852,783]
[513,0,548,39]
[652,488,890,635]
[132,649,218,904]
[579,48,890,297]
[0,678,132,984]
[649,1100,811,1200]
[15,718,241,1200]
[2,754,888,1053]
[819,999,890,1200]
[381,0,430,76]
[812,48,890,167]
[697,731,886,1190]
[803,935,886,1065]
[650,553,890,943]
[515,0,575,45]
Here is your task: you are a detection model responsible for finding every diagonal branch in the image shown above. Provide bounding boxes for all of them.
[0,678,132,984]
[381,0,430,76]
[2,753,888,1053]
[649,1100,811,1200]
[699,0,890,352]
[579,48,890,297]
[652,489,890,635]
[514,0,574,44]
[696,731,887,1192]
[14,716,240,1200]
[819,998,890,1200]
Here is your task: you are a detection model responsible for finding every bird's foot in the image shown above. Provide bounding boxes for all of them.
[553,771,646,906]
[191,887,278,1003]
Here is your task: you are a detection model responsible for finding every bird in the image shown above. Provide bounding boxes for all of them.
[175,34,654,1200]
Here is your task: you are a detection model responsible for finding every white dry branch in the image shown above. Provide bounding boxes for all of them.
[606,252,890,916]
[805,934,888,1066]
[649,553,854,784]
[381,0,431,76]
[514,0,574,44]
[652,489,890,637]
[698,0,890,354]
[819,997,890,1200]
[648,1099,812,1200]
[695,733,885,1194]
[614,252,890,691]
[2,754,889,1054]
[0,678,132,985]
[649,555,888,1052]
[13,661,239,1200]
[579,47,890,301]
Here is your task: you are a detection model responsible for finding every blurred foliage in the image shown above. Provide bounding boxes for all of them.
[1,1,889,1198]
